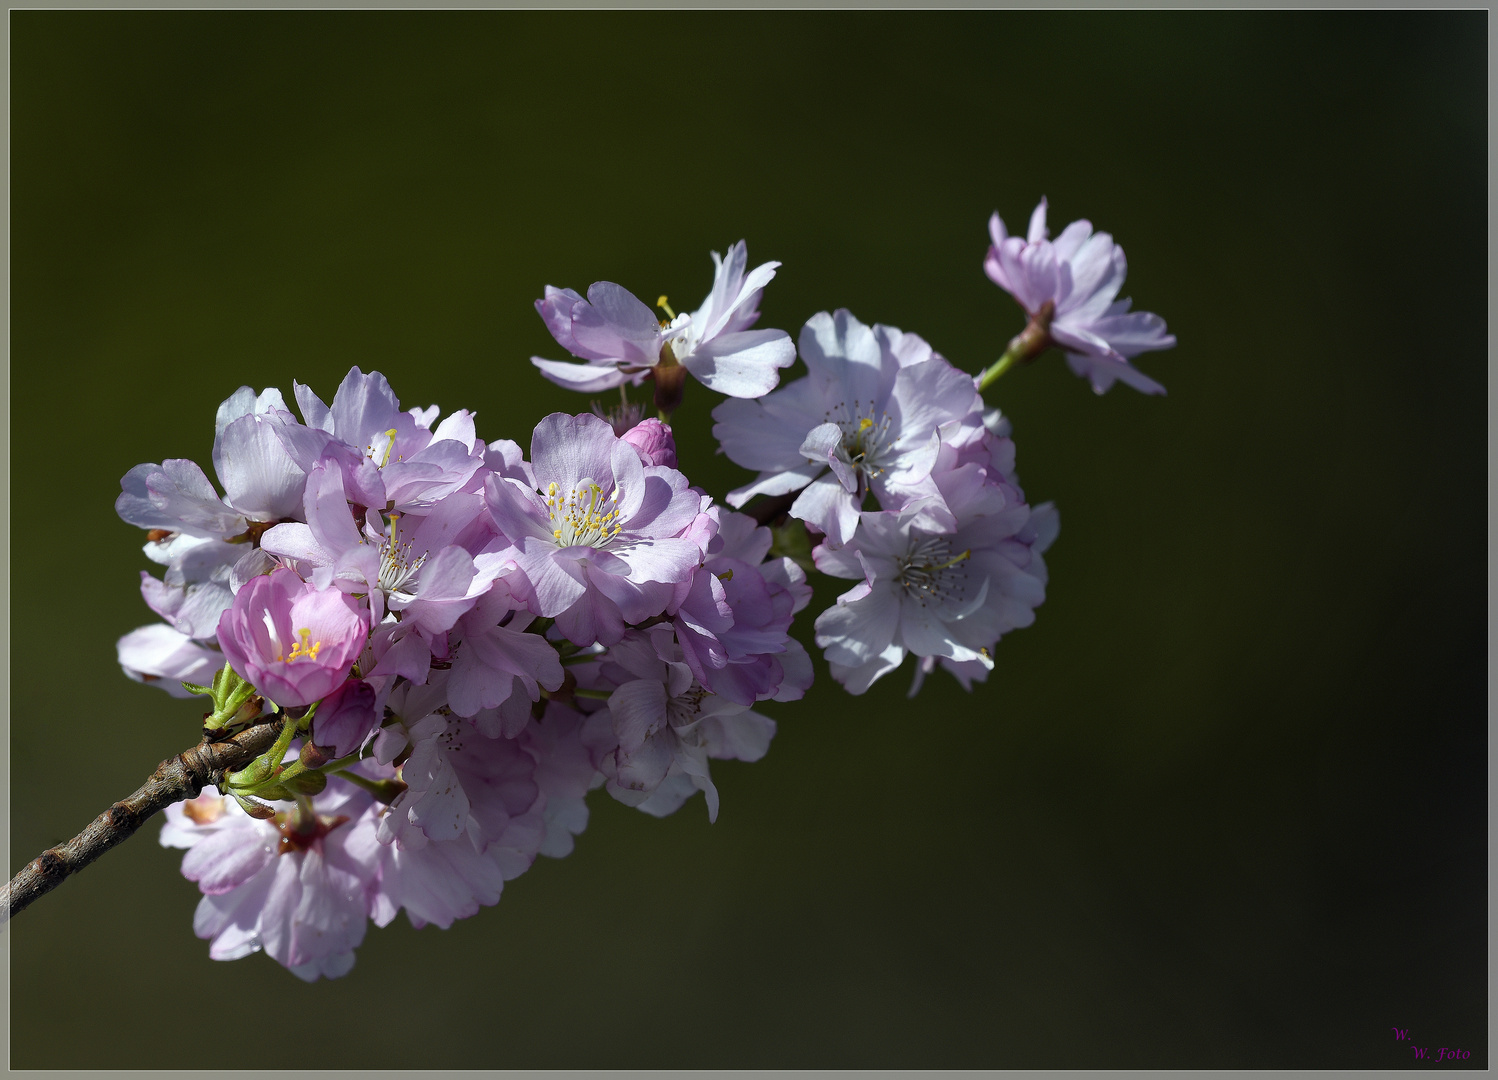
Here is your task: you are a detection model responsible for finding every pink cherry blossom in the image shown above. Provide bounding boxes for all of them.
[531,241,796,400]
[986,198,1176,394]
[484,412,713,646]
[160,779,376,982]
[216,568,369,707]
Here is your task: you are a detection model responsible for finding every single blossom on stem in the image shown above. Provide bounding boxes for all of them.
[280,367,487,514]
[531,241,796,409]
[160,777,376,982]
[982,197,1176,394]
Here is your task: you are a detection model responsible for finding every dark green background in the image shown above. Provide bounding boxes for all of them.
[10,11,1486,1069]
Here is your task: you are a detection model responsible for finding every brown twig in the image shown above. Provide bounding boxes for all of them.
[2,716,286,923]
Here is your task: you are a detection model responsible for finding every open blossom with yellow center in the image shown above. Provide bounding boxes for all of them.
[545,480,622,549]
[259,612,325,663]
[530,240,796,401]
[484,411,715,647]
[374,514,428,599]
[261,460,499,633]
[216,567,370,707]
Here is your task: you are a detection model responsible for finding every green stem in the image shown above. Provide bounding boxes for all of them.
[977,347,1022,392]
[319,751,365,774]
[226,715,299,791]
[979,299,1056,392]
[332,768,408,805]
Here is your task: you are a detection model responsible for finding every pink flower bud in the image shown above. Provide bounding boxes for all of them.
[620,417,677,468]
[310,678,379,759]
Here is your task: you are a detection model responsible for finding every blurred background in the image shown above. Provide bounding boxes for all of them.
[9,11,1486,1069]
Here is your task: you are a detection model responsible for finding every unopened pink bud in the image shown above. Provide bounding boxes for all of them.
[621,417,678,468]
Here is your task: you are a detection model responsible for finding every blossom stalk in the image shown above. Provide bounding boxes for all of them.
[977,299,1056,391]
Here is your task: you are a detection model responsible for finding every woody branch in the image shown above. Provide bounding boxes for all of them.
[2,716,287,923]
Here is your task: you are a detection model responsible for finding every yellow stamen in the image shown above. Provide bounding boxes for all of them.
[545,480,623,548]
[379,428,398,469]
[858,417,874,432]
[657,295,676,320]
[287,628,322,662]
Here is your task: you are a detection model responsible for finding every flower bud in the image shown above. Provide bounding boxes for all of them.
[298,741,332,770]
[621,417,678,468]
[310,679,379,759]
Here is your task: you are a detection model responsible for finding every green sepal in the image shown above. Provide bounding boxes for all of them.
[226,754,277,790]
[232,793,277,820]
[193,662,265,733]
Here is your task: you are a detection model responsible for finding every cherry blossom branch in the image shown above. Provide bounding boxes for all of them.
[2,715,287,923]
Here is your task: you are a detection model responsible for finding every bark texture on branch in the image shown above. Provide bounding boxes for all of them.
[2,717,286,923]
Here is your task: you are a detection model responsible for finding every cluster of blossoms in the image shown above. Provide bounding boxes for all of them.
[114,205,1173,980]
